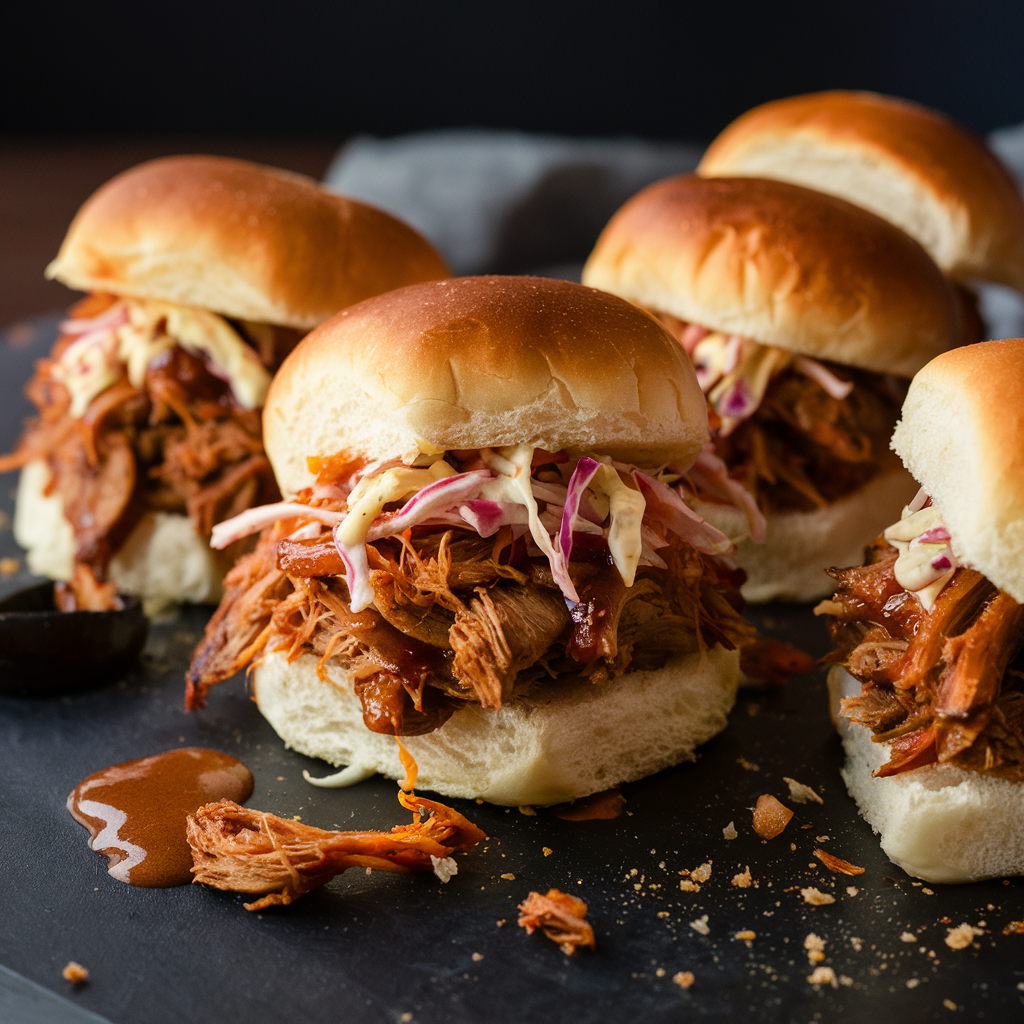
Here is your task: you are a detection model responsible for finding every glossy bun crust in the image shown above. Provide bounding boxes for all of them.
[891,339,1024,603]
[582,176,961,377]
[698,90,1024,291]
[264,276,710,495]
[46,155,450,328]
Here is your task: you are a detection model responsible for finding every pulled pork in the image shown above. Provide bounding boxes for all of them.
[817,538,1024,780]
[651,311,906,515]
[517,888,596,954]
[186,487,751,737]
[187,789,485,910]
[0,294,297,604]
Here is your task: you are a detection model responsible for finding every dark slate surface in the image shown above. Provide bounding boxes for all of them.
[1,313,1023,1024]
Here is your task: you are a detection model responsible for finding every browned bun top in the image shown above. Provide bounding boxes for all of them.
[581,175,962,377]
[891,339,1024,602]
[46,155,450,329]
[698,91,1024,291]
[264,275,709,495]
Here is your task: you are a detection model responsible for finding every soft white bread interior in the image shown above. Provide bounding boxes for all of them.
[253,645,740,806]
[828,667,1024,883]
[264,275,710,495]
[15,459,223,611]
[581,175,961,378]
[698,91,1024,292]
[891,339,1024,602]
[696,466,918,602]
[46,155,450,329]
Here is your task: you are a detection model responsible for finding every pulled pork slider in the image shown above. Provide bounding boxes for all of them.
[582,175,963,601]
[698,90,1024,329]
[187,276,754,806]
[817,339,1024,882]
[1,155,449,611]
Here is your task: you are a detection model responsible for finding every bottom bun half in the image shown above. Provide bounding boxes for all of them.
[15,459,224,612]
[253,645,741,806]
[697,467,918,603]
[828,667,1024,884]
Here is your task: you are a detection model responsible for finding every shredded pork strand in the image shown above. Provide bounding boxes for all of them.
[187,791,486,910]
[517,888,596,954]
[819,539,1024,780]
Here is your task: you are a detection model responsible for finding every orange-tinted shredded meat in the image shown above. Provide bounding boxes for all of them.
[517,888,596,954]
[0,294,294,590]
[818,539,1024,780]
[187,790,485,911]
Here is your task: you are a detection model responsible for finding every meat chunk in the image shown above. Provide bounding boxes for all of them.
[449,584,570,708]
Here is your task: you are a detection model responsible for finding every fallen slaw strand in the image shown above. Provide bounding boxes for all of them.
[210,444,740,614]
[883,487,960,611]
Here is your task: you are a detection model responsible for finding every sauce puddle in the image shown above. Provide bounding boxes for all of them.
[68,748,253,887]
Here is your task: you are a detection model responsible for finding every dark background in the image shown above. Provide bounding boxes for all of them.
[5,0,1024,139]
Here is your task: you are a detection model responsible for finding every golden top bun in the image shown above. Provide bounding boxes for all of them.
[698,91,1024,291]
[581,175,961,377]
[891,339,1024,602]
[264,275,709,495]
[46,155,450,329]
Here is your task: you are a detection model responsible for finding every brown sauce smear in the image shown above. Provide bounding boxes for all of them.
[549,788,625,821]
[67,747,253,887]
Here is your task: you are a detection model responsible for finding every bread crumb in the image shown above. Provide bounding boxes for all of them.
[944,923,982,950]
[673,971,695,989]
[496,919,506,927]
[804,933,825,963]
[691,862,712,883]
[906,978,921,989]
[542,847,553,857]
[900,931,916,943]
[500,873,516,881]
[800,887,835,906]
[400,1014,413,1023]
[735,930,756,941]
[839,975,854,987]
[62,962,88,984]
[518,805,536,816]
[790,843,797,851]
[0,557,20,575]
[657,911,669,919]
[846,886,859,897]
[1002,920,1024,935]
[737,757,760,771]
[679,879,700,892]
[732,866,752,888]
[471,952,483,962]
[922,887,935,895]
[475,798,484,804]
[783,777,823,804]
[806,966,836,987]
[752,794,793,839]
[943,999,958,1011]
[655,967,665,977]
[723,821,738,840]
[849,936,863,952]
[689,915,710,936]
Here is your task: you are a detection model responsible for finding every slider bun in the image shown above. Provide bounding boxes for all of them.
[698,91,1024,291]
[581,175,961,378]
[46,155,450,329]
[696,466,918,602]
[265,276,710,495]
[15,459,223,613]
[253,645,740,806]
[891,338,1024,603]
[829,667,1024,883]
